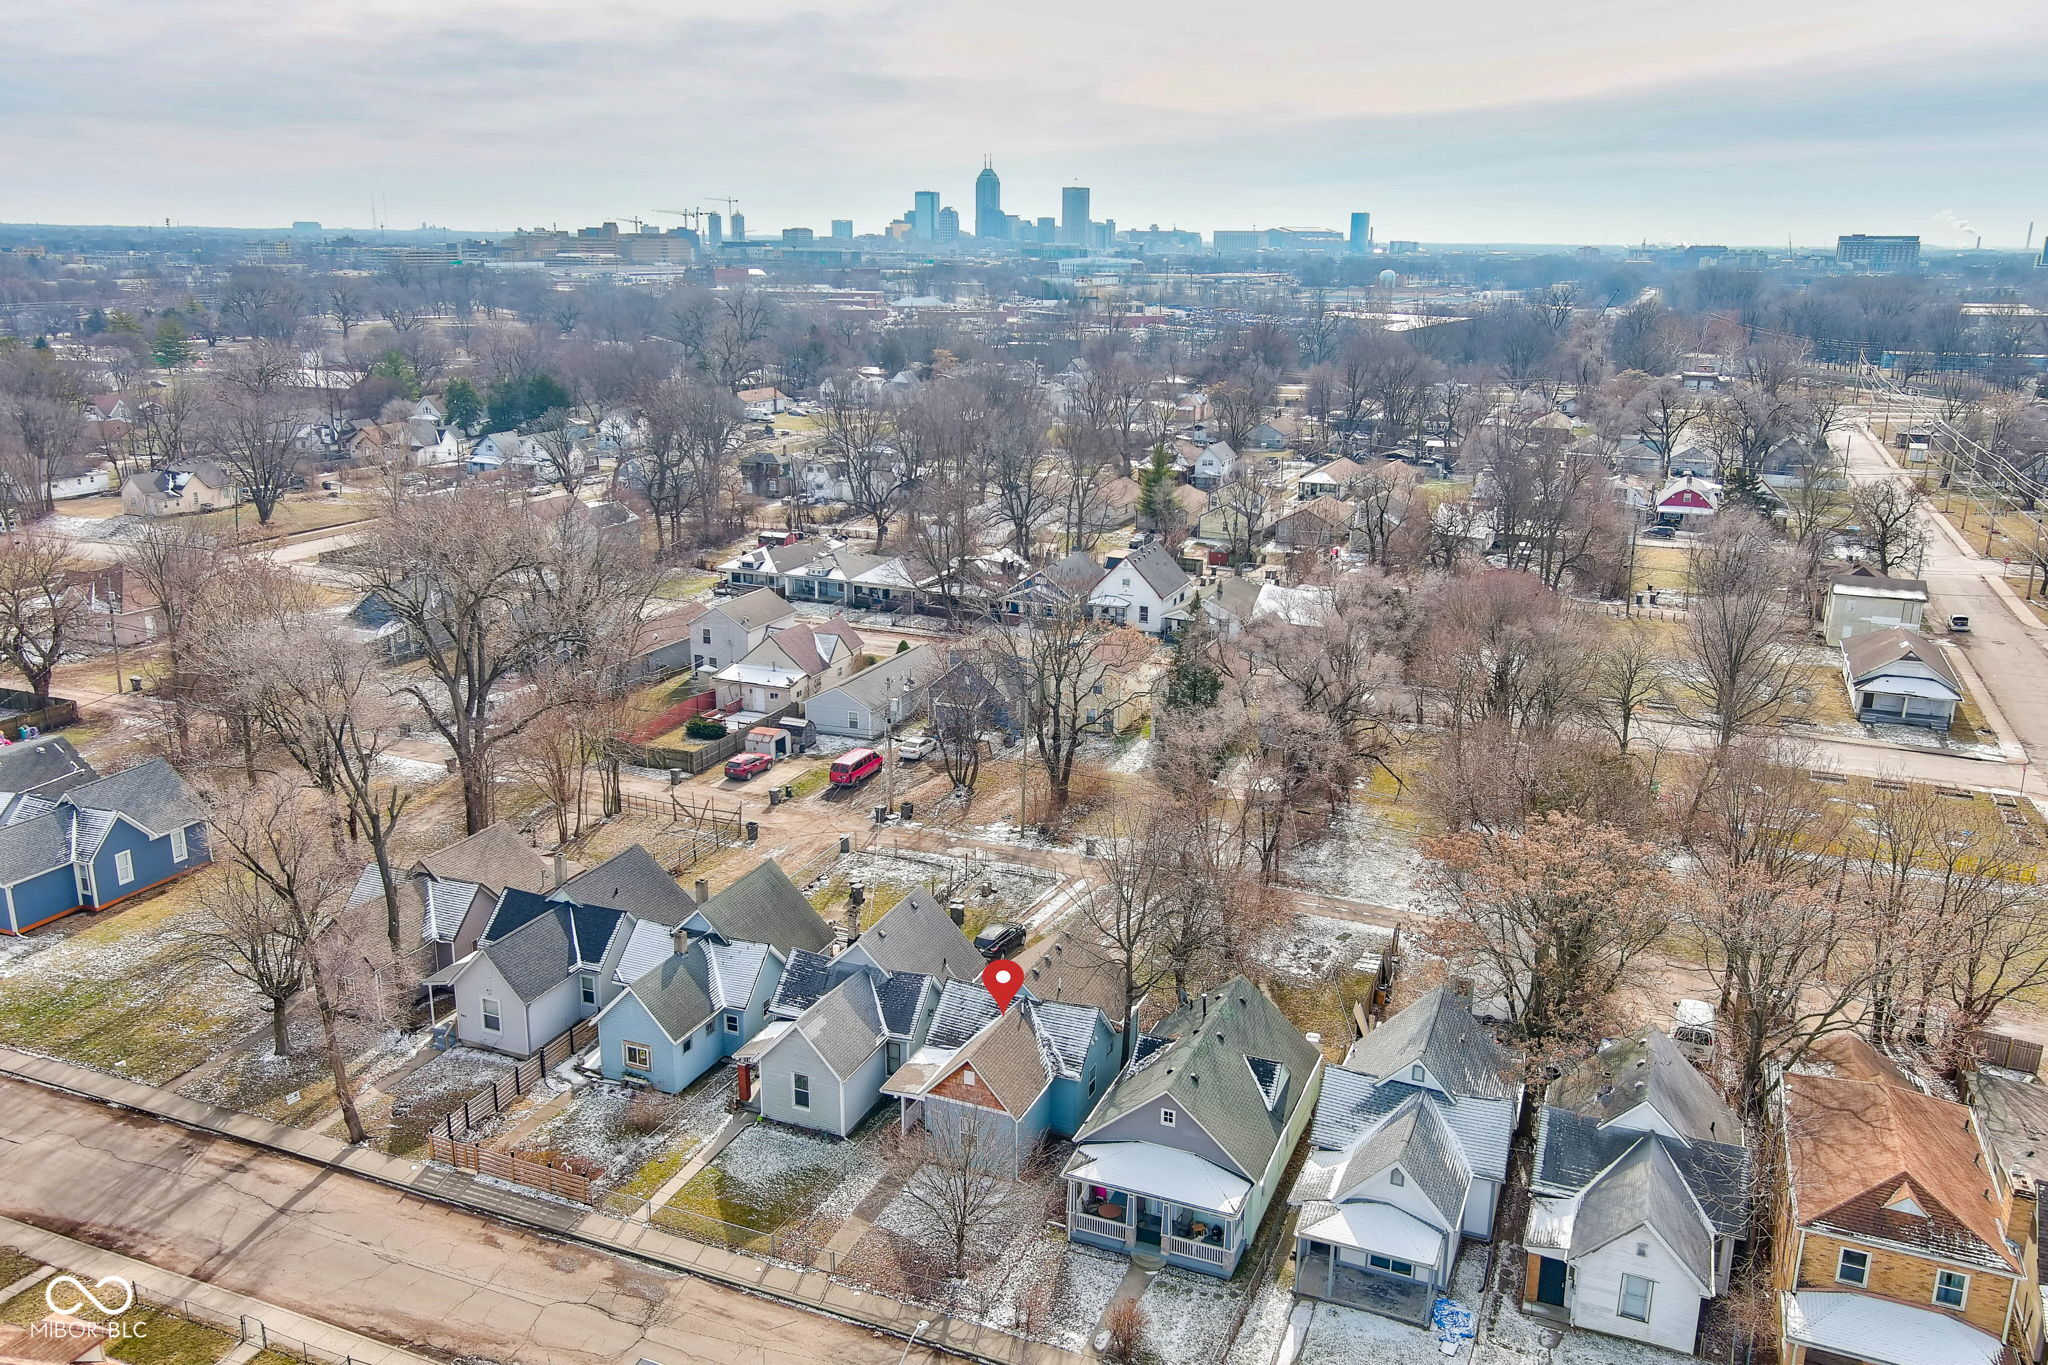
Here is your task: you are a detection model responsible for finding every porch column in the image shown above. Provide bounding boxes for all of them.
[1325,1242,1336,1300]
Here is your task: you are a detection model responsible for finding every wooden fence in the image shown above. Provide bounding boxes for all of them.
[436,1019,599,1142]
[1971,1030,2044,1075]
[428,1134,595,1203]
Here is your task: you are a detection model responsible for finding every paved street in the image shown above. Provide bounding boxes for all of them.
[0,1080,938,1365]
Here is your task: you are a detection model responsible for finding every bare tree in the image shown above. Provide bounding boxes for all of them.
[978,580,1143,812]
[0,531,86,697]
[898,1119,1026,1274]
[1683,511,1803,744]
[1847,478,1928,577]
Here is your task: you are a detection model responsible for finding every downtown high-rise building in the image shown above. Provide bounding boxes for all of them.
[974,160,1006,240]
[1060,186,1091,245]
[913,190,940,240]
[730,212,747,239]
[1349,212,1372,254]
[830,219,853,240]
[937,206,960,242]
[705,212,724,245]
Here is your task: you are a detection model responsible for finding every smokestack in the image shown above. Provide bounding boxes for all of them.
[694,877,710,905]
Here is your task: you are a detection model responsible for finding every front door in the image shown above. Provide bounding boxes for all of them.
[1533,1255,1568,1307]
[1136,1197,1164,1246]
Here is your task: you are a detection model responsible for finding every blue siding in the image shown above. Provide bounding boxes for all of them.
[1045,1016,1120,1136]
[7,864,81,933]
[88,818,204,906]
[598,993,721,1093]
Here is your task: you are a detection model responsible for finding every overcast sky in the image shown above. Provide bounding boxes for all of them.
[8,0,2044,246]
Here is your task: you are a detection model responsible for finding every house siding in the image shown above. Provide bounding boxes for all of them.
[5,864,81,933]
[1045,1017,1120,1135]
[1789,1229,2018,1343]
[1570,1233,1704,1354]
[88,818,205,908]
[600,993,717,1093]
[454,956,536,1057]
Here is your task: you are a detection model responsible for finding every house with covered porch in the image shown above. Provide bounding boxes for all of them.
[1064,976,1322,1277]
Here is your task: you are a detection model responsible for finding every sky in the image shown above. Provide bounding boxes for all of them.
[6,0,2045,246]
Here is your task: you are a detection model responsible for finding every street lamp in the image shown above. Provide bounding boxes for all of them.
[898,1319,931,1365]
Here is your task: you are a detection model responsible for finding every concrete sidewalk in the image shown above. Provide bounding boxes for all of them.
[0,1047,1086,1365]
[0,1215,437,1365]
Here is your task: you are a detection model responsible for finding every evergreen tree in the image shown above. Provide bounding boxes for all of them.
[1163,598,1222,710]
[443,377,484,434]
[1136,445,1176,529]
[150,316,191,369]
[485,373,573,431]
[83,307,108,336]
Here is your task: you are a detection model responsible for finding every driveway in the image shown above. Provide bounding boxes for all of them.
[0,1080,937,1365]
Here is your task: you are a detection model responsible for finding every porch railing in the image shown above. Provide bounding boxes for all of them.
[1071,1210,1133,1245]
[1164,1233,1231,1267]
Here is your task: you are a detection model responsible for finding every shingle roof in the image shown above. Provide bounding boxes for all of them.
[483,910,578,1003]
[693,860,831,953]
[1078,977,1321,1180]
[796,975,888,1079]
[703,939,771,1010]
[1843,627,1960,691]
[1533,1108,1749,1237]
[770,948,839,1017]
[938,1004,1054,1116]
[1312,1069,1517,1183]
[1314,1093,1471,1228]
[1573,1137,1715,1289]
[610,918,675,986]
[422,880,481,943]
[1018,930,1130,1026]
[62,758,204,837]
[414,822,553,897]
[926,977,1003,1049]
[877,972,932,1038]
[826,644,940,709]
[559,845,696,926]
[854,888,982,980]
[482,887,556,943]
[1342,986,1518,1100]
[622,946,716,1042]
[1109,543,1190,599]
[711,587,797,631]
[0,736,96,801]
[0,807,75,888]
[1547,1031,1740,1147]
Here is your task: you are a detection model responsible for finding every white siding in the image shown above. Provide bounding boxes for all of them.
[1569,1233,1703,1354]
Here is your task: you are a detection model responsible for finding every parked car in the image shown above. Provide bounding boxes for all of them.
[829,748,883,786]
[1950,614,1972,633]
[896,735,937,761]
[724,752,774,780]
[973,921,1027,960]
[1642,525,1677,540]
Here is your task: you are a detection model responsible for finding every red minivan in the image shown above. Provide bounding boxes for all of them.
[829,748,883,786]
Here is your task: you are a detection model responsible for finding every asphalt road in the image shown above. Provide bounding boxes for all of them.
[0,1080,935,1365]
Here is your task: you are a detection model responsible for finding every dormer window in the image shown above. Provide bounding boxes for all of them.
[1411,1065,1425,1084]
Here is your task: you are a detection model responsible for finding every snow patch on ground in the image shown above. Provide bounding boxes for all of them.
[1138,1268,1249,1364]
[1261,913,1398,981]
[1279,807,1427,913]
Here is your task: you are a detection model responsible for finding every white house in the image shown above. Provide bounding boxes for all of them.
[1087,544,1192,635]
[712,620,864,714]
[806,643,941,741]
[1524,1031,1748,1355]
[1841,627,1962,730]
[1823,567,1929,645]
[690,589,796,672]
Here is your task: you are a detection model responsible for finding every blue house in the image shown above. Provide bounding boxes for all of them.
[0,757,211,935]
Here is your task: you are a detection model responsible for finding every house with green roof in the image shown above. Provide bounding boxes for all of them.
[1064,976,1323,1277]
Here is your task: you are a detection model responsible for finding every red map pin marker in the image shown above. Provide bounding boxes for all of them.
[983,959,1023,1012]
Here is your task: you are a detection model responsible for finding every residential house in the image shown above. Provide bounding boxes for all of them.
[691,589,797,672]
[625,602,710,684]
[712,620,864,714]
[1653,476,1721,526]
[716,541,920,611]
[1824,566,1929,645]
[1842,628,1962,730]
[738,386,790,419]
[1288,987,1520,1322]
[1776,1034,2039,1365]
[734,890,980,1136]
[806,643,942,741]
[1297,457,1367,501]
[1088,544,1193,636]
[557,844,702,924]
[440,892,638,1056]
[998,551,1104,622]
[0,758,211,935]
[347,820,556,973]
[120,461,236,517]
[593,861,834,1091]
[1525,1031,1749,1353]
[1269,496,1354,552]
[1066,977,1324,1277]
[1243,416,1301,452]
[884,929,1130,1174]
[1175,438,1240,490]
[65,563,163,647]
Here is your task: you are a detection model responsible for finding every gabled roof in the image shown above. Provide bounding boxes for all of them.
[61,758,204,838]
[1100,543,1190,600]
[0,736,95,802]
[1299,1092,1471,1230]
[692,860,832,954]
[1018,929,1130,1026]
[1547,1031,1740,1147]
[932,1004,1054,1116]
[791,974,888,1079]
[1303,456,1366,486]
[1829,566,1928,601]
[1078,977,1321,1180]
[481,887,556,943]
[414,821,553,898]
[480,903,624,1003]
[1343,986,1517,1100]
[853,888,982,980]
[1310,1069,1517,1183]
[925,976,1004,1049]
[823,644,941,709]
[617,946,716,1043]
[1843,628,1961,692]
[1784,1041,2019,1273]
[1533,1108,1749,1237]
[1573,1137,1715,1290]
[0,806,76,888]
[558,845,696,926]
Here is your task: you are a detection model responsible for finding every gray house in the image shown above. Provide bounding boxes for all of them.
[1065,977,1323,1277]
[1524,1031,1748,1354]
[441,895,634,1057]
[690,588,796,672]
[1842,627,1961,730]
[348,821,556,973]
[805,644,942,741]
[1288,987,1522,1323]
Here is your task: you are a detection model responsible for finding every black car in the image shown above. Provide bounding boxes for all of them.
[1643,525,1678,539]
[973,921,1026,960]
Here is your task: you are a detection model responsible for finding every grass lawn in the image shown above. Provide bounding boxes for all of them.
[652,1123,859,1251]
[0,1281,238,1365]
[785,764,831,800]
[0,868,266,1084]
[1629,542,1692,595]
[614,1137,703,1203]
[653,571,720,602]
[0,1249,40,1287]
[186,495,372,544]
[809,875,910,928]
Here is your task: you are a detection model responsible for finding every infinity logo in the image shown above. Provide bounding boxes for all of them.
[44,1274,135,1317]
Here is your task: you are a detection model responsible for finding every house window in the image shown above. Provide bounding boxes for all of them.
[1367,1254,1415,1277]
[114,850,135,886]
[793,1073,811,1109]
[1618,1274,1653,1322]
[1836,1248,1869,1286]
[1411,1065,1425,1083]
[702,629,712,644]
[623,1041,652,1071]
[1138,605,1150,623]
[579,974,597,1006]
[703,1020,716,1036]
[170,827,188,862]
[481,997,501,1032]
[1389,1169,1405,1187]
[850,713,861,728]
[1935,1270,1969,1309]
[724,1013,741,1033]
[1160,1107,1176,1127]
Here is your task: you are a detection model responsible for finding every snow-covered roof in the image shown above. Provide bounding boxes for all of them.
[1296,1200,1445,1265]
[1783,1290,2006,1365]
[1067,1142,1252,1217]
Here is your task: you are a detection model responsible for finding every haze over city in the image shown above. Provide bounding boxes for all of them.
[11,0,2047,243]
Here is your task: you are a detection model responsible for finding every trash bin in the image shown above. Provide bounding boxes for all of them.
[899,801,914,822]
[745,820,758,842]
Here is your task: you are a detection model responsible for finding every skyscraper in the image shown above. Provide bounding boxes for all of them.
[705,212,723,245]
[1060,187,1090,245]
[730,212,747,240]
[830,219,854,240]
[913,190,940,240]
[974,160,1005,240]
[1348,212,1372,255]
[937,207,960,242]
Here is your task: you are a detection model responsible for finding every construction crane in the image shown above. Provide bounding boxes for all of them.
[706,197,739,218]
[615,215,647,232]
[651,208,701,228]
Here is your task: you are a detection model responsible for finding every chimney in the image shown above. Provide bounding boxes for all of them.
[671,924,690,955]
[694,878,710,904]
[844,897,860,946]
[552,850,566,889]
